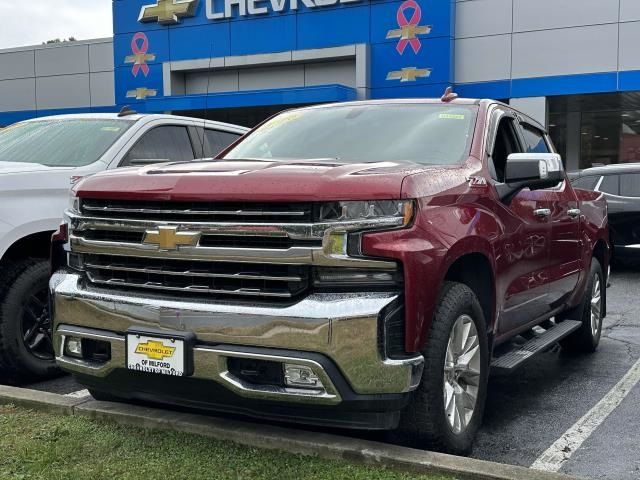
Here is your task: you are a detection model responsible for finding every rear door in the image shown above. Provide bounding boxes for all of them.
[487,108,553,335]
[119,125,196,167]
[519,122,581,308]
[602,173,640,254]
[192,127,244,158]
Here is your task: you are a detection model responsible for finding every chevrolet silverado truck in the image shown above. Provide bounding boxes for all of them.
[0,113,247,383]
[50,97,609,454]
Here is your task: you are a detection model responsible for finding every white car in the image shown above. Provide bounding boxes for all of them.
[0,112,248,383]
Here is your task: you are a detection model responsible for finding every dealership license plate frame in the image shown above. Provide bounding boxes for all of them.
[125,328,196,377]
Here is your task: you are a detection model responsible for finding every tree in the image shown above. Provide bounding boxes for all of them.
[42,37,77,45]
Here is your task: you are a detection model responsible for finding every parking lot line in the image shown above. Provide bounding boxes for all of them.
[531,356,640,473]
[64,389,91,399]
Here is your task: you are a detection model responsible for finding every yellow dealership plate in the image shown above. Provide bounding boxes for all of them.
[126,334,186,376]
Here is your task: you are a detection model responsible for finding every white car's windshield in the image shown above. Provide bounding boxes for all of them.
[224,104,478,165]
[0,119,134,167]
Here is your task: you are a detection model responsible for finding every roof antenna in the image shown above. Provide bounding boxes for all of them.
[118,105,137,117]
[441,86,459,103]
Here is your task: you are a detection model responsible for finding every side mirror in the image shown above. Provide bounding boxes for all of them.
[498,153,564,201]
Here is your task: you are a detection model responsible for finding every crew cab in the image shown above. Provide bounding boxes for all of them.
[0,113,248,383]
[50,98,609,454]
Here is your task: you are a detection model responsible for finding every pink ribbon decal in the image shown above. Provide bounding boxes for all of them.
[396,0,422,55]
[131,32,150,77]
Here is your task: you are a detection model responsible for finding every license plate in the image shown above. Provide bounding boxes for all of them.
[126,334,186,377]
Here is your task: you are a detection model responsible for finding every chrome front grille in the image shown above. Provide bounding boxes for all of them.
[81,199,314,223]
[81,254,309,299]
[68,199,399,301]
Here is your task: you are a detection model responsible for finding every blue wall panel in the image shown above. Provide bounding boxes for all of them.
[370,36,453,89]
[229,15,296,55]
[114,28,170,69]
[115,64,165,107]
[296,6,370,50]
[370,0,454,44]
[112,0,456,112]
[170,23,231,60]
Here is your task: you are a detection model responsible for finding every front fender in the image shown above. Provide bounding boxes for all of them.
[362,201,500,353]
[0,218,61,261]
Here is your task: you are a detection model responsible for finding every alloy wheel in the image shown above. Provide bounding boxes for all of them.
[443,314,482,434]
[20,287,54,361]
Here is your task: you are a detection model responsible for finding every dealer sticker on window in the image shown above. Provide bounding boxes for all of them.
[126,334,185,376]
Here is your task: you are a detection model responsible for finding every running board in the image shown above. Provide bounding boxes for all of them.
[491,320,582,374]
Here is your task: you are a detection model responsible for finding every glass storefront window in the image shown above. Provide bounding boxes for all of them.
[548,93,640,171]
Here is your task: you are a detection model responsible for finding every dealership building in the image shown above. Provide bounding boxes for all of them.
[1,0,640,170]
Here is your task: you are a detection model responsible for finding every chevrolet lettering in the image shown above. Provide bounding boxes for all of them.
[205,0,362,20]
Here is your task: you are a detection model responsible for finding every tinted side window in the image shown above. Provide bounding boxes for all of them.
[620,173,640,197]
[520,124,550,154]
[204,130,241,157]
[490,116,522,183]
[122,126,194,166]
[572,176,600,191]
[599,175,619,195]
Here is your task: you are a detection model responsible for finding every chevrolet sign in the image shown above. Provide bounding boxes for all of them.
[205,0,362,20]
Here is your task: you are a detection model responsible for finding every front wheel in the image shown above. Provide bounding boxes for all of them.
[560,258,604,354]
[395,282,489,455]
[0,259,60,384]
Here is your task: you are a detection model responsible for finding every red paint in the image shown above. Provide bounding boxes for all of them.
[74,99,609,354]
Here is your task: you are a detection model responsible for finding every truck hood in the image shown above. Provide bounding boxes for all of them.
[0,161,55,174]
[77,159,441,202]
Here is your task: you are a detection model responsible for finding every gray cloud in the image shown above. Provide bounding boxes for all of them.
[0,0,112,49]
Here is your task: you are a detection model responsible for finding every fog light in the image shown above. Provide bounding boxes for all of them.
[284,364,324,389]
[65,337,83,358]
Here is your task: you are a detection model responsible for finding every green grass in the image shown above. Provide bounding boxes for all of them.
[0,405,450,480]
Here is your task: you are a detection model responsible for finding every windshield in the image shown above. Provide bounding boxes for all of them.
[224,104,477,165]
[0,119,134,167]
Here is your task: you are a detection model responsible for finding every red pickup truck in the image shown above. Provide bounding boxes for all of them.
[50,97,609,454]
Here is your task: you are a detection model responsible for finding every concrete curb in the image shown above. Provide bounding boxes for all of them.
[0,386,584,480]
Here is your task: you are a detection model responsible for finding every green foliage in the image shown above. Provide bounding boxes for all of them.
[0,405,449,480]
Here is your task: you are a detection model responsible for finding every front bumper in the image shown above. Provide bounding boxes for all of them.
[51,272,423,416]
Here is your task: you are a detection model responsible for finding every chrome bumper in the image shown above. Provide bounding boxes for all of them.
[51,272,423,405]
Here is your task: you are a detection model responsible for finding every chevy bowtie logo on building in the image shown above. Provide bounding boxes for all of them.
[125,32,155,78]
[126,87,158,100]
[142,226,201,251]
[386,0,431,55]
[386,67,431,82]
[139,0,199,25]
[386,0,432,83]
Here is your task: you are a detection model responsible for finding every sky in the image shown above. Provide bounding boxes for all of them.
[0,0,113,49]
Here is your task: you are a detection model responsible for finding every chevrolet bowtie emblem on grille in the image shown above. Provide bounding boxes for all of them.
[139,0,199,25]
[126,87,158,100]
[386,67,432,82]
[143,227,201,251]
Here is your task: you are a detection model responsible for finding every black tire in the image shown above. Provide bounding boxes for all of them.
[560,258,604,354]
[0,259,60,384]
[395,282,489,455]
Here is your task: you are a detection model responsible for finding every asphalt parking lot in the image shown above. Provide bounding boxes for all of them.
[19,267,640,479]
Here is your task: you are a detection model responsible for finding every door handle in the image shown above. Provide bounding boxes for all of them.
[568,208,581,218]
[534,208,551,218]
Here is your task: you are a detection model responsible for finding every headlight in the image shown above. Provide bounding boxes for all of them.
[318,200,414,226]
[313,267,402,289]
